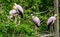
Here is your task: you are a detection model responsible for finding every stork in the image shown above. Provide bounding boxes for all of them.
[31,14,40,34]
[31,14,40,27]
[9,9,17,18]
[13,3,24,18]
[47,14,57,33]
[9,9,20,26]
[9,8,18,24]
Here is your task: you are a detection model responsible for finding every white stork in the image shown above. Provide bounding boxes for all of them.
[47,14,57,33]
[13,3,24,18]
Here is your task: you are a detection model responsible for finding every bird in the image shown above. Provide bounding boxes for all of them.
[31,14,40,34]
[9,8,18,23]
[47,14,57,33]
[13,3,24,18]
[9,9,20,26]
[9,8,17,19]
[31,14,41,27]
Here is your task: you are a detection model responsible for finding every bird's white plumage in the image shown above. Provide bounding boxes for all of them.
[54,14,57,17]
[10,9,17,15]
[13,6,17,10]
[17,5,23,13]
[9,9,17,18]
[47,15,57,33]
[47,16,56,25]
[13,3,23,13]
[32,16,40,26]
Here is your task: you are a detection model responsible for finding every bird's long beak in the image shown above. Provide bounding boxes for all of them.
[56,16,58,20]
[12,5,15,9]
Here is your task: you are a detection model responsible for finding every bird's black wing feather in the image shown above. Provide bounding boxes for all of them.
[18,9,23,18]
[47,20,53,29]
[33,21,39,27]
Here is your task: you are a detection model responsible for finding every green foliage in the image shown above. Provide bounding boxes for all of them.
[0,0,60,37]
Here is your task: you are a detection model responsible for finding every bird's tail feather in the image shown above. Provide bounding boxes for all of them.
[18,10,23,18]
[47,25,50,29]
[21,14,23,18]
[47,20,53,29]
[36,24,40,28]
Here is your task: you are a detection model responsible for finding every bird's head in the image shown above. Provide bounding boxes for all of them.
[14,3,17,6]
[30,14,33,16]
[30,12,34,16]
[54,14,57,20]
[12,3,17,10]
[30,14,35,19]
[29,12,35,18]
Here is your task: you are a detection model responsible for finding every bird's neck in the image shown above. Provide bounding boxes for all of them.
[32,16,35,19]
[14,3,17,6]
[55,16,57,20]
[12,8,14,10]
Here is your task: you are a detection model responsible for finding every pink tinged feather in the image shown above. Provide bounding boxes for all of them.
[17,5,23,13]
[47,16,56,25]
[13,4,23,13]
[10,9,16,15]
[32,16,40,26]
[13,3,23,13]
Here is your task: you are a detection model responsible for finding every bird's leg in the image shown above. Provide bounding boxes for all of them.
[51,24,54,35]
[32,25,35,31]
[18,20,20,25]
[15,16,17,24]
[50,25,51,34]
[50,24,54,35]
[17,16,20,26]
[51,25,53,33]
[9,16,13,21]
[52,23,54,35]
[35,26,37,34]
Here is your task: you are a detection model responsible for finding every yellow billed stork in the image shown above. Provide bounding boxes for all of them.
[47,14,57,33]
[13,3,24,18]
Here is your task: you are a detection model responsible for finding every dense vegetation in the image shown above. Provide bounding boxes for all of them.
[0,0,60,37]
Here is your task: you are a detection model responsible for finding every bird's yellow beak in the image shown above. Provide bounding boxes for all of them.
[55,16,58,20]
[54,14,58,20]
[12,5,15,10]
